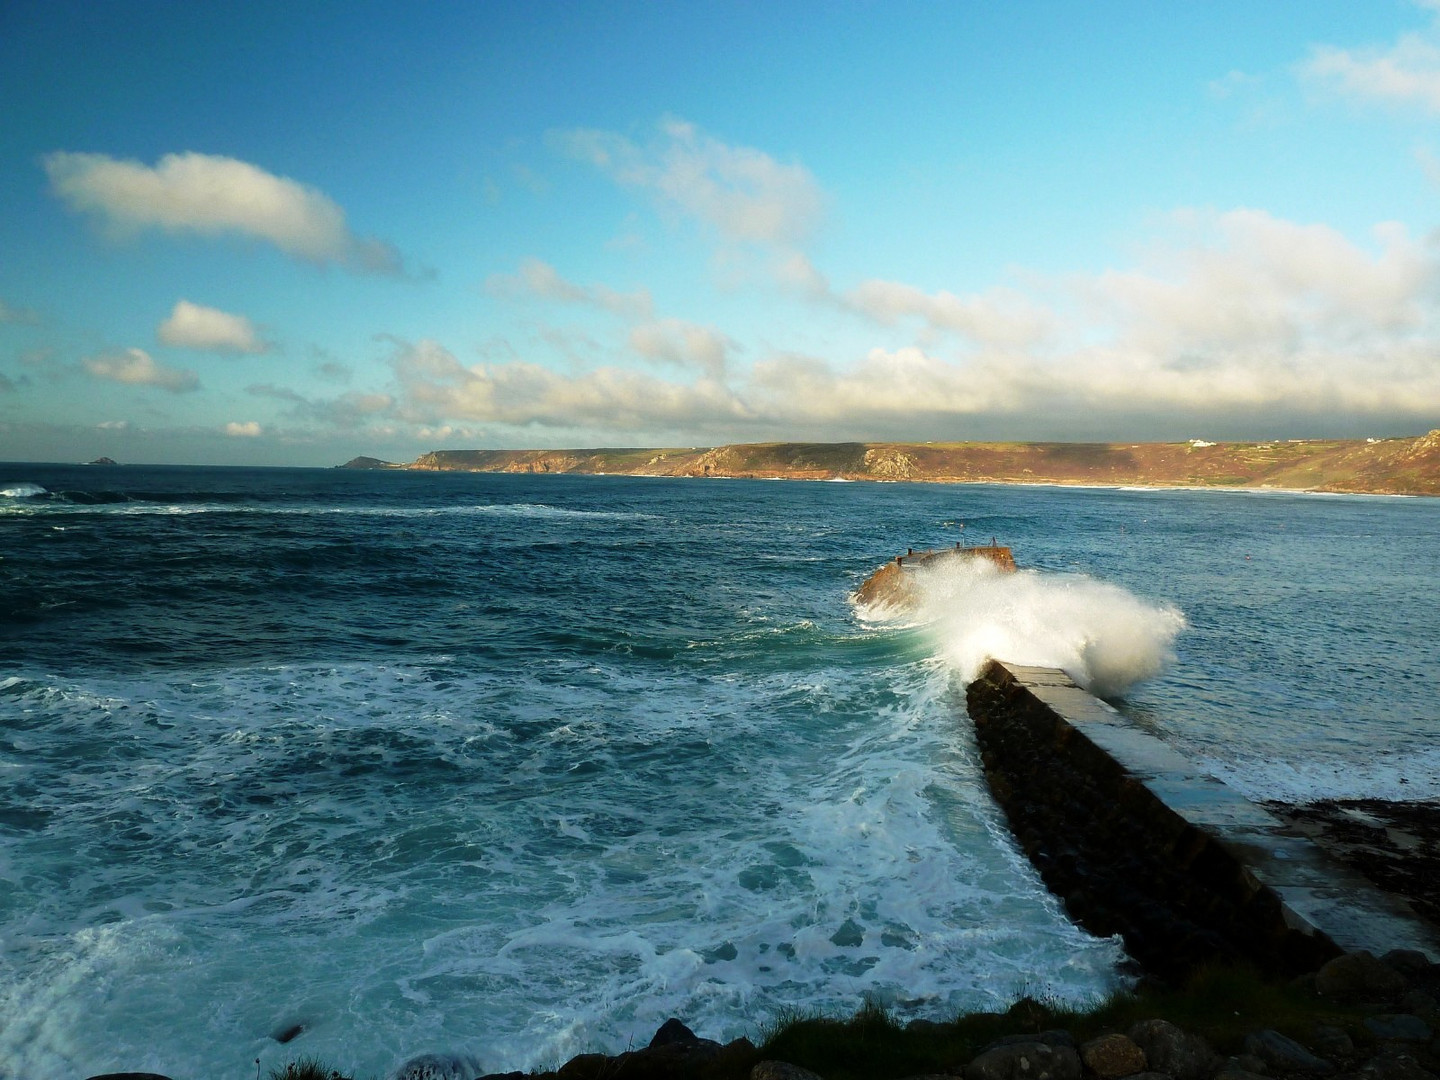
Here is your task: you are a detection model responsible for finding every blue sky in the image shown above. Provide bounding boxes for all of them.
[5,1,1440,465]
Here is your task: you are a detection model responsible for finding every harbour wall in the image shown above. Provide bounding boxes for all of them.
[965,660,1439,981]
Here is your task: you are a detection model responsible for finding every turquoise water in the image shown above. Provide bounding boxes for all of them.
[1,466,1436,1079]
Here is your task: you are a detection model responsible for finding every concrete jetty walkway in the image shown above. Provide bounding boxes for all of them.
[966,660,1439,979]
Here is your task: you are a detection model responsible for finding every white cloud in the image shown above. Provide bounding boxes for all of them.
[371,204,1440,445]
[224,421,262,437]
[247,382,395,429]
[750,347,1029,422]
[43,151,403,273]
[555,118,825,247]
[388,336,750,432]
[486,258,653,319]
[97,420,131,431]
[157,299,269,353]
[627,318,735,378]
[844,279,1055,347]
[1083,209,1432,353]
[82,348,198,393]
[1301,31,1440,112]
[1207,69,1260,99]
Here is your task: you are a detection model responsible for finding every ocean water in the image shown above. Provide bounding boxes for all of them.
[1,465,1436,1079]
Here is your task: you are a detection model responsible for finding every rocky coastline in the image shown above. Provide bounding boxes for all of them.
[339,431,1440,496]
[85,948,1440,1080]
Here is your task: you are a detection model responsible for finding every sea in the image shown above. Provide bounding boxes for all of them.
[1,464,1437,1080]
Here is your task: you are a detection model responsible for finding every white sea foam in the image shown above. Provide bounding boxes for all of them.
[0,657,1122,1079]
[861,558,1186,698]
[0,482,46,498]
[24,500,653,520]
[1200,748,1440,803]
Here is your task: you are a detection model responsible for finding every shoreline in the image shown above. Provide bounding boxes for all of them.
[339,432,1440,497]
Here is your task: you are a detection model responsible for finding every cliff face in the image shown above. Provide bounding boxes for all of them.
[366,431,1440,495]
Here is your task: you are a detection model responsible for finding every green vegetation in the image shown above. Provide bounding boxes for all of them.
[267,1056,353,1080]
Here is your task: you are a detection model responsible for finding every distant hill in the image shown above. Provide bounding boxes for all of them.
[350,432,1440,495]
[336,456,400,469]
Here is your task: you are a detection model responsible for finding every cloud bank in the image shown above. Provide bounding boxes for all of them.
[44,151,404,273]
[376,206,1440,443]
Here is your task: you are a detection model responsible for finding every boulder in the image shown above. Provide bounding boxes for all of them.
[649,1018,703,1048]
[389,1053,487,1080]
[1080,1033,1148,1078]
[966,1040,1083,1080]
[1242,1030,1334,1074]
[1356,1050,1440,1080]
[1127,1020,1217,1080]
[1382,952,1438,980]
[1401,992,1440,1022]
[558,1053,612,1079]
[1311,1025,1354,1059]
[752,1062,825,1080]
[1316,952,1410,1002]
[555,1022,738,1080]
[907,1018,954,1035]
[1364,1015,1434,1043]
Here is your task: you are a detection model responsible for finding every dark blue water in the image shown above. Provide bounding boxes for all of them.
[1,465,1436,1079]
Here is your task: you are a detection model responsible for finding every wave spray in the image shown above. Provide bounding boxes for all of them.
[861,556,1186,698]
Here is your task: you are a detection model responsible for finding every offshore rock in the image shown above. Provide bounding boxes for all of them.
[965,1041,1083,1080]
[1242,1029,1334,1074]
[84,1075,175,1080]
[337,455,397,469]
[1316,951,1410,1001]
[1127,1020,1217,1080]
[1080,1033,1148,1078]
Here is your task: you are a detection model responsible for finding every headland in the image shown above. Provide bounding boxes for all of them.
[340,432,1440,496]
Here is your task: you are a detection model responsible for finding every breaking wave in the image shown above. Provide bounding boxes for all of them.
[1,482,47,498]
[860,557,1186,699]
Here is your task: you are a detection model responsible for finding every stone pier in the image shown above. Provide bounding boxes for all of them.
[965,659,1439,981]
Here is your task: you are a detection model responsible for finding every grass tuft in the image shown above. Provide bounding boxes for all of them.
[267,1056,352,1080]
